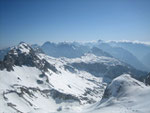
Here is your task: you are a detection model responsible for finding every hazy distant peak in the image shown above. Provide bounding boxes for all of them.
[97,39,104,43]
[43,41,56,45]
[107,40,150,46]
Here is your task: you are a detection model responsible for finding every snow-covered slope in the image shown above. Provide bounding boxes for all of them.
[0,42,106,113]
[50,74,150,113]
[0,42,149,113]
[78,74,150,113]
[37,41,148,71]
[103,74,147,98]
[90,74,150,113]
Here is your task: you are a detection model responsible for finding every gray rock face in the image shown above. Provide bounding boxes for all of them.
[40,41,149,72]
[0,42,58,73]
[1,42,149,113]
[49,89,80,103]
[70,62,147,82]
[0,42,106,106]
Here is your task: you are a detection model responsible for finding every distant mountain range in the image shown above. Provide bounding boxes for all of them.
[1,40,149,72]
[108,41,150,70]
[36,40,149,71]
[0,42,149,113]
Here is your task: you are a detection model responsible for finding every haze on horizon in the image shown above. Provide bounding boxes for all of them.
[0,0,150,49]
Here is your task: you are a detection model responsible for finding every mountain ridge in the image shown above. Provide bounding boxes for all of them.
[0,42,149,113]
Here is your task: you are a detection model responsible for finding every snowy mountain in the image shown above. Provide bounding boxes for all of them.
[41,41,89,58]
[31,44,44,53]
[142,52,150,70]
[108,41,150,70]
[0,47,10,61]
[85,74,150,113]
[108,40,150,60]
[33,41,148,72]
[89,47,112,57]
[0,42,149,113]
[0,42,106,112]
[95,41,148,72]
[66,53,146,82]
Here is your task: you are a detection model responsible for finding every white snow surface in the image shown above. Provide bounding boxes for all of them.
[11,42,31,55]
[0,53,107,113]
[0,51,150,113]
[57,74,150,113]
[63,53,123,66]
[37,53,106,103]
[86,74,150,113]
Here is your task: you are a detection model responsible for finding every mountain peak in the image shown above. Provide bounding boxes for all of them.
[97,39,104,43]
[103,74,146,98]
[43,41,55,45]
[3,42,32,58]
[0,42,34,71]
[14,42,31,54]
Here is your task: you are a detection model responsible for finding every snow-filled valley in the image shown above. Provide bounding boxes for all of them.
[0,42,150,113]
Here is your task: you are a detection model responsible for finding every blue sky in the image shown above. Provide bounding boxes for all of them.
[0,0,150,48]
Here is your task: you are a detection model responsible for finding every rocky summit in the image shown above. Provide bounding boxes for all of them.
[0,42,150,113]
